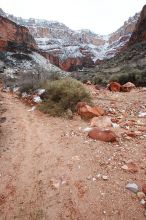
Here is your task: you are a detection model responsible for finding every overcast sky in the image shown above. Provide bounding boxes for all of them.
[0,0,146,34]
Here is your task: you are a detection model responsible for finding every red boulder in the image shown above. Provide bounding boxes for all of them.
[76,102,105,119]
[88,128,117,142]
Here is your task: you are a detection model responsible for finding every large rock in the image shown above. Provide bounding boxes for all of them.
[108,82,122,92]
[76,102,105,119]
[0,16,36,52]
[88,128,117,142]
[121,82,136,92]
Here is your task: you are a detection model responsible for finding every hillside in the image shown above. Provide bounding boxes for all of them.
[73,5,146,87]
[0,8,139,71]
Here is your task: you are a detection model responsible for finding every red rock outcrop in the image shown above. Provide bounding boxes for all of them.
[0,16,36,51]
[59,58,83,72]
[88,128,117,142]
[41,51,94,71]
[128,5,146,45]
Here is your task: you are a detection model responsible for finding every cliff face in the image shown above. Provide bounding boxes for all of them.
[0,16,36,52]
[0,7,143,71]
[128,5,146,46]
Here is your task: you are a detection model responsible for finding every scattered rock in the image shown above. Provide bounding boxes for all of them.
[37,89,45,95]
[111,118,119,123]
[33,96,42,103]
[76,102,105,119]
[108,82,121,92]
[82,127,93,132]
[88,128,117,142]
[126,131,137,138]
[140,199,146,205]
[22,92,28,98]
[102,175,108,180]
[121,162,138,173]
[121,82,136,92]
[121,165,129,170]
[137,192,146,200]
[138,112,146,117]
[126,183,139,193]
[86,175,92,180]
[90,116,112,129]
[50,175,69,189]
[86,80,92,85]
[2,87,10,93]
[28,106,36,112]
[112,123,119,128]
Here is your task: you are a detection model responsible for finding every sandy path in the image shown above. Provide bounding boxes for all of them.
[0,90,146,220]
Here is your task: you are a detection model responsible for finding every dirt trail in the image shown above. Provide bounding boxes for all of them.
[0,89,146,220]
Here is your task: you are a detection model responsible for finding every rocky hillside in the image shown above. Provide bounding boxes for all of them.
[0,8,140,71]
[0,14,69,90]
[73,5,146,87]
[128,5,146,45]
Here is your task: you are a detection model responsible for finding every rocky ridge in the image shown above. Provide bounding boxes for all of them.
[73,5,146,87]
[0,16,36,52]
[128,5,146,45]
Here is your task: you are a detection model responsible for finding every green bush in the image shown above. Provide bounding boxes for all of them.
[39,78,92,116]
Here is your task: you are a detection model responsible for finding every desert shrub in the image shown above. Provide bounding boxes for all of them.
[92,76,103,84]
[109,67,146,86]
[109,73,135,84]
[92,75,108,86]
[39,77,92,116]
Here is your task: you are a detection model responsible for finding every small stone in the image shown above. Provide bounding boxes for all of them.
[102,175,108,180]
[121,165,128,170]
[140,199,146,205]
[126,183,139,193]
[87,175,92,180]
[92,177,96,181]
[121,162,138,173]
[96,173,101,178]
[137,192,145,200]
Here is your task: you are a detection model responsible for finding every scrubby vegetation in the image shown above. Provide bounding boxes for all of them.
[109,68,146,86]
[39,78,92,116]
[72,42,146,87]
